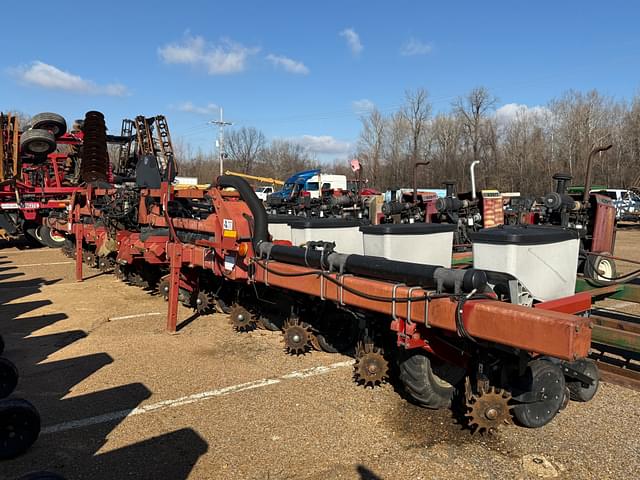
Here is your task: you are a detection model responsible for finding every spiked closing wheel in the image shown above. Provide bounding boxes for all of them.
[466,386,512,434]
[98,256,114,272]
[62,241,75,258]
[157,279,169,300]
[82,250,96,267]
[229,304,256,331]
[282,317,314,355]
[128,272,148,288]
[195,291,215,314]
[114,264,127,281]
[354,342,389,387]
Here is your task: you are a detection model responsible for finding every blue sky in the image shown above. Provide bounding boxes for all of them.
[2,0,639,161]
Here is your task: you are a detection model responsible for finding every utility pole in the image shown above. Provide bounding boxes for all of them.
[210,108,233,177]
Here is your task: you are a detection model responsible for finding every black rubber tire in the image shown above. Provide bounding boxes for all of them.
[17,472,67,480]
[316,334,339,353]
[0,398,41,460]
[567,359,599,402]
[216,297,232,314]
[258,315,281,332]
[584,255,617,284]
[398,351,464,409]
[0,335,4,355]
[29,112,67,138]
[20,129,56,155]
[23,227,43,247]
[38,226,66,248]
[0,357,19,398]
[512,360,566,428]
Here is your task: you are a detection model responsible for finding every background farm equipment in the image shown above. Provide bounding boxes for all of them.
[0,111,116,246]
[537,172,617,281]
[379,161,505,251]
[112,115,177,185]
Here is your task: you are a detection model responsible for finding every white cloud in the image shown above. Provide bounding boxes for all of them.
[496,103,552,125]
[176,101,219,115]
[400,38,433,56]
[266,54,309,75]
[340,28,363,56]
[10,61,128,96]
[290,135,353,156]
[352,99,375,114]
[158,35,260,75]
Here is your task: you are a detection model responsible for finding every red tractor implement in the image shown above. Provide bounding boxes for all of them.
[65,170,600,434]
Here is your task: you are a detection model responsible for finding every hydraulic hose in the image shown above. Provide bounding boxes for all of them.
[262,244,487,294]
[216,175,269,249]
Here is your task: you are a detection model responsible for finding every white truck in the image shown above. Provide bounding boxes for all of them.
[254,186,275,201]
[303,174,348,199]
[591,188,640,221]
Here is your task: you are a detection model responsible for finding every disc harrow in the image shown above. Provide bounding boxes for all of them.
[79,111,109,183]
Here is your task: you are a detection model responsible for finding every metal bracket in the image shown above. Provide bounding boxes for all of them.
[319,273,326,300]
[423,292,430,327]
[391,283,406,321]
[263,260,269,287]
[406,286,421,326]
[338,274,353,306]
[560,362,596,386]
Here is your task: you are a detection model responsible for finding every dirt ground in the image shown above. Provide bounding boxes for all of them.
[1,229,639,480]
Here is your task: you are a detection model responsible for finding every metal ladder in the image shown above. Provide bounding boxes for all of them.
[134,116,155,156]
[116,118,134,174]
[154,115,176,175]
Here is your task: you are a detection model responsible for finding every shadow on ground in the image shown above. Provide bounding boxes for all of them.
[0,252,208,479]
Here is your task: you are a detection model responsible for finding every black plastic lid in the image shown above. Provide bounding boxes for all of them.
[360,223,457,235]
[471,225,579,245]
[268,215,307,225]
[290,218,364,229]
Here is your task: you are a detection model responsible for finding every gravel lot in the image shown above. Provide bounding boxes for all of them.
[1,231,639,480]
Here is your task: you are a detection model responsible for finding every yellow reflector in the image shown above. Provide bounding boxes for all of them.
[223,230,237,238]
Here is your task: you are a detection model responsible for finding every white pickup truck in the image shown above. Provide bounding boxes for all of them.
[592,188,640,221]
[254,186,275,201]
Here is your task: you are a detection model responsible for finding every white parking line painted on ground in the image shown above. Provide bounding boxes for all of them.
[41,360,354,435]
[109,312,164,321]
[12,261,74,267]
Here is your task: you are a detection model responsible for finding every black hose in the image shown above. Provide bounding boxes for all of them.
[264,244,486,293]
[583,252,640,286]
[269,245,330,270]
[216,175,269,249]
[344,254,487,292]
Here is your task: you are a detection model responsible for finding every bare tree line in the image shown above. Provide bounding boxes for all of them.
[175,133,321,183]
[177,86,640,195]
[356,87,640,195]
